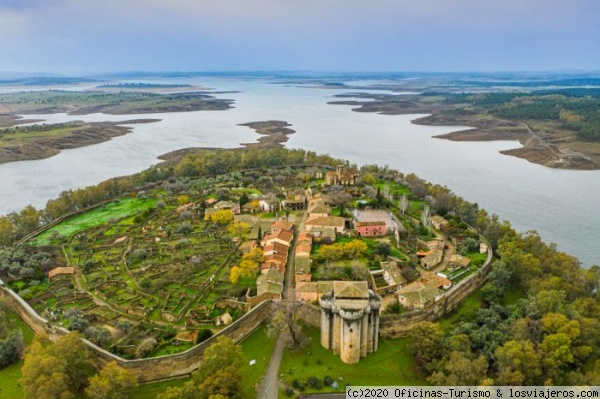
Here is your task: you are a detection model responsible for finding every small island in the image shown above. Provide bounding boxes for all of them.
[239,120,296,149]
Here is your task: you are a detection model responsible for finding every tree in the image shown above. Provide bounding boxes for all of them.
[192,336,244,399]
[267,301,309,349]
[495,340,542,385]
[212,209,234,224]
[399,194,409,215]
[428,351,488,385]
[86,361,137,399]
[362,173,376,185]
[411,322,444,375]
[21,341,74,399]
[50,332,92,390]
[177,195,190,205]
[421,204,431,231]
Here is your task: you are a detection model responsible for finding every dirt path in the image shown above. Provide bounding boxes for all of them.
[257,332,286,398]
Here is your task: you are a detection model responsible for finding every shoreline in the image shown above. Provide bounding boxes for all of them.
[329,94,600,170]
[0,119,160,165]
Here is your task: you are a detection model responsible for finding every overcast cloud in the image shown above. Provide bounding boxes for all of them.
[0,0,598,73]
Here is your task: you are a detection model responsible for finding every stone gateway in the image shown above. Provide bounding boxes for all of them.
[319,281,382,364]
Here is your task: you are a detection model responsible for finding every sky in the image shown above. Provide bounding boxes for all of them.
[0,0,599,74]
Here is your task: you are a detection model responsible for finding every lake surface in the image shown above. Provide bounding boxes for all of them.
[0,77,598,267]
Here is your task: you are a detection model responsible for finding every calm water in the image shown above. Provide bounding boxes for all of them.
[0,78,598,267]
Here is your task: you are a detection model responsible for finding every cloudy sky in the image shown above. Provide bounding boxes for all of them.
[0,0,598,74]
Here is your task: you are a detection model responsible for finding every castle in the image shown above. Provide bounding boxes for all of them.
[319,281,382,364]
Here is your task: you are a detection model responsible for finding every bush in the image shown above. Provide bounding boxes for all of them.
[306,376,322,389]
[284,387,294,397]
[176,223,192,234]
[196,329,213,344]
[323,376,334,387]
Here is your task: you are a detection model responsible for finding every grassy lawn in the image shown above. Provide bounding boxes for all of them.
[438,290,483,332]
[32,197,157,245]
[130,377,191,399]
[0,306,37,399]
[0,362,24,399]
[259,212,276,219]
[130,326,275,399]
[240,326,277,398]
[279,327,427,396]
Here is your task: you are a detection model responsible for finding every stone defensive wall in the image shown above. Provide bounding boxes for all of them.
[0,282,275,382]
[379,243,494,338]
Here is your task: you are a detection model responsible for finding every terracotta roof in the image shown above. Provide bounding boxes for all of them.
[48,267,75,279]
[294,244,312,256]
[271,219,294,231]
[421,273,452,290]
[333,281,369,299]
[264,241,289,253]
[262,229,293,244]
[264,251,288,265]
[356,221,386,227]
[306,216,345,228]
[175,330,199,343]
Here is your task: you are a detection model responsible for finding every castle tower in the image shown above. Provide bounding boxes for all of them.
[319,281,381,364]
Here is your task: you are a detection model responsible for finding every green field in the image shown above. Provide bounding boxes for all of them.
[0,306,36,399]
[279,327,427,396]
[240,326,277,398]
[129,326,275,399]
[32,197,157,245]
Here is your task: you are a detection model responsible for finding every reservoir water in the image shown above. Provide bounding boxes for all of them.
[0,78,598,267]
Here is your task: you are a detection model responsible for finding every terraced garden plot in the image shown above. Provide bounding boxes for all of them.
[22,190,247,357]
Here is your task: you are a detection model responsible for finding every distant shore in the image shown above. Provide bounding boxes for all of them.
[0,119,160,164]
[329,94,600,170]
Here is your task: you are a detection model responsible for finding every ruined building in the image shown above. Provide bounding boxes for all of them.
[319,281,382,364]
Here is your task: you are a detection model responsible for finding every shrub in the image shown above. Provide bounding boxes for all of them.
[196,329,213,344]
[306,377,322,389]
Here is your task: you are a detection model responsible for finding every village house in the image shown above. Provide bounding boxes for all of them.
[421,273,453,290]
[294,257,312,282]
[294,243,312,258]
[381,260,407,288]
[397,282,443,310]
[247,267,285,305]
[48,266,75,281]
[259,197,280,212]
[295,281,333,302]
[270,219,294,234]
[355,221,387,237]
[449,254,471,269]
[305,215,346,234]
[353,209,400,237]
[214,200,240,215]
[417,240,445,269]
[307,202,331,218]
[261,229,294,247]
[297,231,313,246]
[309,227,337,243]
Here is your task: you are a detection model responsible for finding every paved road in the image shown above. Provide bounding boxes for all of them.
[284,209,308,300]
[257,331,286,399]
